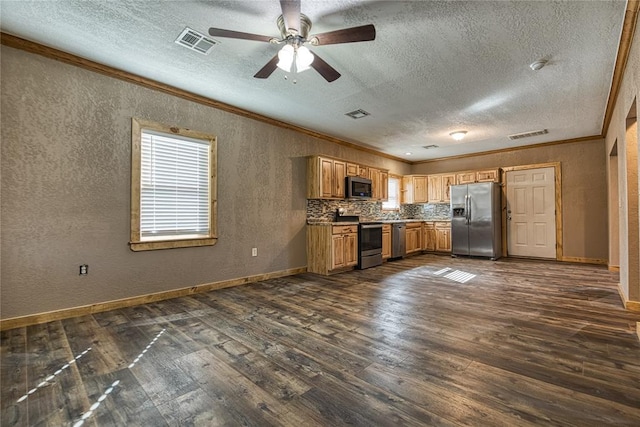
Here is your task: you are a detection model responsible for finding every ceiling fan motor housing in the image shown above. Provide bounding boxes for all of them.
[277,13,312,39]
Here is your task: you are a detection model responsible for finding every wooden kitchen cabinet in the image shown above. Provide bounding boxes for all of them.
[456,168,500,185]
[423,222,437,251]
[369,167,389,201]
[369,167,381,199]
[307,224,358,275]
[402,175,428,204]
[380,170,388,201]
[427,174,456,203]
[332,228,358,270]
[382,224,391,259]
[405,222,423,255]
[307,156,347,199]
[456,171,476,185]
[435,221,451,252]
[423,221,451,252]
[333,160,346,197]
[308,155,389,200]
[476,168,500,182]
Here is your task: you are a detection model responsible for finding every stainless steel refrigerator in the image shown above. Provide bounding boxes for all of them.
[450,182,502,259]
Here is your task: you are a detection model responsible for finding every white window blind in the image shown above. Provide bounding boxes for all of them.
[140,130,210,240]
[382,175,400,210]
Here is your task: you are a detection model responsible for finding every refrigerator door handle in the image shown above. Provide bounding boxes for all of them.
[466,194,470,224]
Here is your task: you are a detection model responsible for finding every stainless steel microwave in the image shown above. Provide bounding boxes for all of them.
[345,176,373,199]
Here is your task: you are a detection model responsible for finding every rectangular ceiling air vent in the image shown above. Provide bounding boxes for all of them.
[508,129,549,140]
[175,27,217,55]
[345,109,370,119]
[423,145,439,149]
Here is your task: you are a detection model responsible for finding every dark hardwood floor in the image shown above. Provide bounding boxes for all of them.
[2,255,640,426]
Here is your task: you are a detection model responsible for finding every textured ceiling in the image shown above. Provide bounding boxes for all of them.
[0,0,626,161]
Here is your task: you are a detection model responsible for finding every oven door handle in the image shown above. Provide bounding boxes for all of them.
[360,224,383,229]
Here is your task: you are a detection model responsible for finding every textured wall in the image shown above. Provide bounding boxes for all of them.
[410,138,608,261]
[0,46,410,319]
[605,15,640,302]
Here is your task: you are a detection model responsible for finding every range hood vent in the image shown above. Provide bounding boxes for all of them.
[508,129,548,140]
[175,27,217,55]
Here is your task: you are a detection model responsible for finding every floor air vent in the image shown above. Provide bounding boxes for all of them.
[175,28,217,55]
[508,129,548,140]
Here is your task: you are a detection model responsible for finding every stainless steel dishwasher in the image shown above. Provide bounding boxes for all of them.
[391,223,406,259]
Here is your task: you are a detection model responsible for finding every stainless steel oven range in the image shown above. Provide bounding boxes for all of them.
[358,222,383,269]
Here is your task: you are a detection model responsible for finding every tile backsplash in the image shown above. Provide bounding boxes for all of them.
[307,199,451,222]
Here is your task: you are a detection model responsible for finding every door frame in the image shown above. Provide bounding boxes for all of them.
[500,162,562,260]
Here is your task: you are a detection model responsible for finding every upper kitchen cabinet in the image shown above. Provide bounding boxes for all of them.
[369,167,389,201]
[346,163,359,177]
[380,170,389,201]
[402,175,428,204]
[456,168,501,184]
[307,155,389,200]
[307,156,346,199]
[427,174,456,203]
[476,168,500,182]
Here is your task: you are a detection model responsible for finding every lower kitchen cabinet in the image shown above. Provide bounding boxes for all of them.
[405,222,423,255]
[435,222,451,252]
[332,231,358,270]
[423,221,451,253]
[307,224,358,275]
[382,224,391,259]
[423,223,437,251]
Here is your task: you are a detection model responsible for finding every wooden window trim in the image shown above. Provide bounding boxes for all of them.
[130,118,218,251]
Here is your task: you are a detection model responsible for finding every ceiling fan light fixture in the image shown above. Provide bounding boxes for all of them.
[450,131,467,141]
[295,45,314,72]
[277,44,314,73]
[276,44,294,72]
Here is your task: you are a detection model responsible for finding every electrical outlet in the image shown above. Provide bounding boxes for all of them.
[79,264,88,275]
[251,248,258,257]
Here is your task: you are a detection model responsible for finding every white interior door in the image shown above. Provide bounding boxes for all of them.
[506,167,556,258]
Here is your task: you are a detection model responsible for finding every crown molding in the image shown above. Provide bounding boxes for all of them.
[601,0,639,135]
[410,135,603,165]
[3,0,637,167]
[0,32,409,165]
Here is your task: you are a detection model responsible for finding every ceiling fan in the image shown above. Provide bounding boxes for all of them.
[208,0,376,82]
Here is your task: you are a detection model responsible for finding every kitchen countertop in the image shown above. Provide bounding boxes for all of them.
[307,219,451,225]
[306,220,359,226]
[379,219,451,223]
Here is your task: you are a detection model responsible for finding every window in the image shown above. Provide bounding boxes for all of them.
[130,118,217,251]
[382,174,401,210]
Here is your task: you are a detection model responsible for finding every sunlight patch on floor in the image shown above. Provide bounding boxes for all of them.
[16,346,92,403]
[433,267,476,283]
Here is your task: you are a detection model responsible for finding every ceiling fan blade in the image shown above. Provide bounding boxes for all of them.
[254,54,280,79]
[208,28,274,43]
[280,0,301,33]
[310,53,341,83]
[311,24,376,46]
